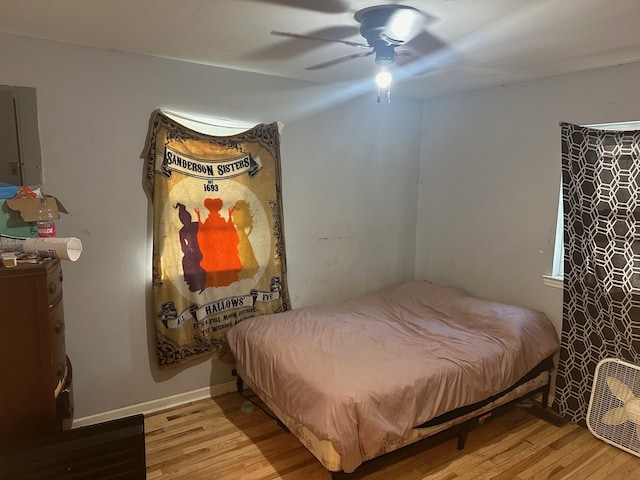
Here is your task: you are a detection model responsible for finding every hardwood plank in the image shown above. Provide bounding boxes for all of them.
[144,392,640,480]
[519,441,608,480]
[581,449,634,480]
[601,454,640,480]
[427,412,566,480]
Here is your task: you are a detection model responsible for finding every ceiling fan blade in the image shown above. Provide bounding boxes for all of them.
[406,30,447,56]
[394,49,418,65]
[305,50,374,70]
[251,0,349,13]
[393,30,450,77]
[394,45,455,78]
[244,27,362,61]
[271,30,370,49]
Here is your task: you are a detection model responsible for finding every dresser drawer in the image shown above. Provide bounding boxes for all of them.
[47,260,63,306]
[49,297,67,392]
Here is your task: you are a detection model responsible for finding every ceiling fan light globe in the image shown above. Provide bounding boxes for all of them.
[375,70,392,88]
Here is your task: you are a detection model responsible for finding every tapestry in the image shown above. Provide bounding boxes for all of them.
[144,110,290,369]
[554,122,640,422]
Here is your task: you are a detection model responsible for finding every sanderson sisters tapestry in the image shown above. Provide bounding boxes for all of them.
[144,110,290,369]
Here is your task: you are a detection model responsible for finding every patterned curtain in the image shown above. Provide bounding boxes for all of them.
[554,123,640,422]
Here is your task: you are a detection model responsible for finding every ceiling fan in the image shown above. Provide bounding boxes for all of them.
[271,4,443,102]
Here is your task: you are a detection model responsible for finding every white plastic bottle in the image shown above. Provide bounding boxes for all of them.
[36,197,56,238]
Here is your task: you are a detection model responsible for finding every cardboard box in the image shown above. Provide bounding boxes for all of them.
[5,195,62,222]
[0,200,38,238]
[0,195,66,238]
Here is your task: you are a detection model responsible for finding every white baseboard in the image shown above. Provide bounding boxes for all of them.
[71,380,237,429]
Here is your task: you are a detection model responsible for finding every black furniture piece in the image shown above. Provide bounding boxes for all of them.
[0,414,146,479]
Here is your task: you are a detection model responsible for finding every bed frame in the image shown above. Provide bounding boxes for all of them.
[233,356,555,478]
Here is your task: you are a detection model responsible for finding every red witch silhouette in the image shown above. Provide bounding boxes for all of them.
[195,197,242,288]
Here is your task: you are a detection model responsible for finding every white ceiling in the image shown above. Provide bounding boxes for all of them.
[2,0,640,99]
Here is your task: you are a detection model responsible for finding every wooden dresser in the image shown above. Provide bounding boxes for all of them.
[0,259,73,445]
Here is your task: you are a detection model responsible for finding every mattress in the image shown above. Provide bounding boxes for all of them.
[235,361,551,472]
[226,280,560,473]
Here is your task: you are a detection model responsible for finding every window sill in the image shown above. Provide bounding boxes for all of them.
[542,275,563,289]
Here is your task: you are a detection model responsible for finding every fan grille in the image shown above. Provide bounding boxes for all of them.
[587,358,640,457]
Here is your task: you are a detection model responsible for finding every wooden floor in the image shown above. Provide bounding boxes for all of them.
[144,391,640,480]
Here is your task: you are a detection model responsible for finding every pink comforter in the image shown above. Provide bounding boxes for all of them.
[226,280,559,473]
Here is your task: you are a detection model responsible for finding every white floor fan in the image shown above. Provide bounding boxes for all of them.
[587,358,640,457]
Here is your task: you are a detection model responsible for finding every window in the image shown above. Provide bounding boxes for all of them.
[543,184,564,289]
[552,186,564,278]
[544,120,640,289]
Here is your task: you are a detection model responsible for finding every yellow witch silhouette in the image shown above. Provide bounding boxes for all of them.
[232,200,260,279]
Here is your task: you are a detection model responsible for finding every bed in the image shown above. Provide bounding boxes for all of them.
[225,280,560,476]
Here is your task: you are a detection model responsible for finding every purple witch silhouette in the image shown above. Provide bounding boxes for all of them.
[174,203,206,293]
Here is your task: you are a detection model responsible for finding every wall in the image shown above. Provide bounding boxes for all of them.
[416,61,640,338]
[0,33,422,418]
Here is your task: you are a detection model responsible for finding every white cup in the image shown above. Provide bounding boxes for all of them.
[23,237,83,262]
